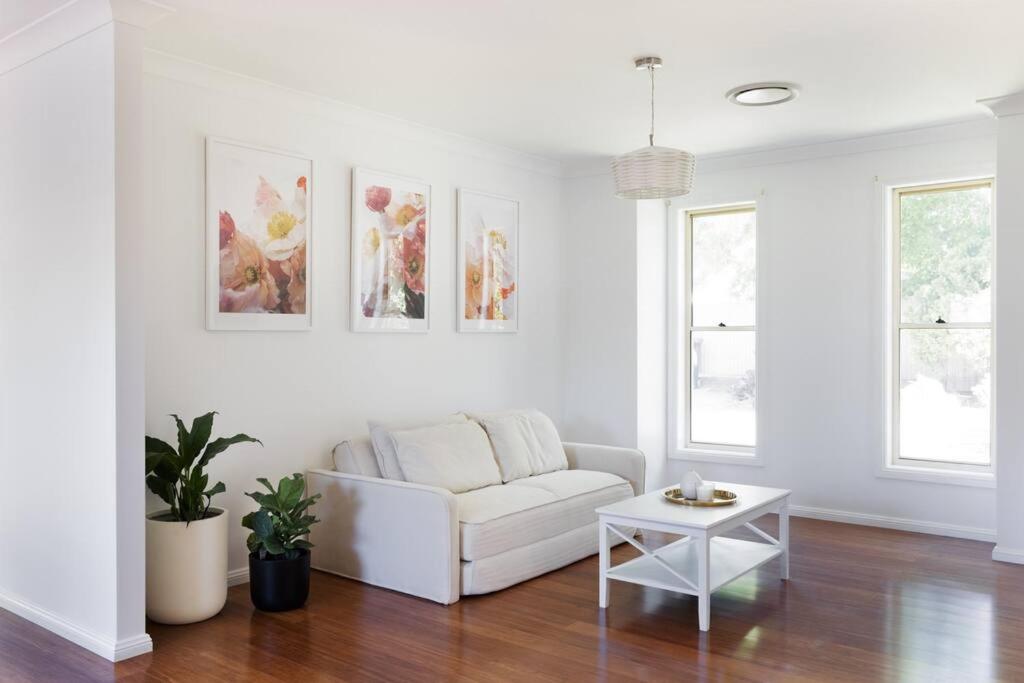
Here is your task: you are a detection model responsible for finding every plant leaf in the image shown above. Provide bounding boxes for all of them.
[146,475,174,506]
[283,473,304,509]
[204,481,226,499]
[292,539,313,550]
[263,537,285,556]
[277,476,295,506]
[170,414,191,462]
[198,433,262,469]
[145,437,176,473]
[252,509,274,539]
[187,412,217,464]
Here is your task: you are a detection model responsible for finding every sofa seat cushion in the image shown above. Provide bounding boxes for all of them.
[456,469,634,561]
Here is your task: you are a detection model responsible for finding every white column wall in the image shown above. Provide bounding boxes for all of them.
[983,93,1024,563]
[0,0,161,661]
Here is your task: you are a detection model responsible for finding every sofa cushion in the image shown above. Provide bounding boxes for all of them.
[392,421,502,493]
[507,469,626,499]
[465,409,567,475]
[477,413,541,483]
[455,469,633,561]
[461,521,633,596]
[368,414,468,480]
[331,437,382,477]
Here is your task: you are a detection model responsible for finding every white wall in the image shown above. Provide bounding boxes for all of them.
[561,173,639,448]
[142,53,567,575]
[563,121,1000,538]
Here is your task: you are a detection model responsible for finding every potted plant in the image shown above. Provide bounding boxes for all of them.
[242,473,321,612]
[144,412,260,624]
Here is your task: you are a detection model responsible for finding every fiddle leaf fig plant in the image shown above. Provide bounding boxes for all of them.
[242,473,321,560]
[145,412,261,522]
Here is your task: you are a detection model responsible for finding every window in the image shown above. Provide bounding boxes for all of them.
[889,180,993,475]
[673,205,757,459]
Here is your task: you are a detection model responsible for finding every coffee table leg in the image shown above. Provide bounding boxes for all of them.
[599,519,610,608]
[697,534,710,631]
[780,500,790,581]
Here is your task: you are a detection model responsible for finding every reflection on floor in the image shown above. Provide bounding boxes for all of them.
[2,516,1022,682]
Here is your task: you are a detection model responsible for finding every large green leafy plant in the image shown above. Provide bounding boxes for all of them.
[242,474,321,560]
[145,412,261,522]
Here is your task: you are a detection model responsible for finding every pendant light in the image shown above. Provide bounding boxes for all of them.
[612,57,695,199]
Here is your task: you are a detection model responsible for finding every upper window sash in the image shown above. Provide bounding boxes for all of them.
[894,179,993,327]
[688,206,757,329]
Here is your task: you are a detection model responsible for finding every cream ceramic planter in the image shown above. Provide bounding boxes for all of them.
[146,507,228,624]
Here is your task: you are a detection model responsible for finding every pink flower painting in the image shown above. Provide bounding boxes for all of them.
[207,140,312,330]
[218,175,308,315]
[354,171,429,330]
[458,190,518,332]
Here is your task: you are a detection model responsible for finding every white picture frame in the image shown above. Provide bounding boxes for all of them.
[457,188,519,333]
[205,137,313,331]
[350,167,431,333]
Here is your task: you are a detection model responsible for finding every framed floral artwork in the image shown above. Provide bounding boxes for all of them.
[206,138,312,331]
[457,189,518,333]
[351,168,430,332]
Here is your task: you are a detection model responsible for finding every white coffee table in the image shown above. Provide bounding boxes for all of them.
[596,482,790,631]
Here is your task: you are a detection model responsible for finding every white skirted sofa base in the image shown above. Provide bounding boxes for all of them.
[307,439,645,604]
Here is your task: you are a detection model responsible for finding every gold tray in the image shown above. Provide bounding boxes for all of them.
[663,487,738,507]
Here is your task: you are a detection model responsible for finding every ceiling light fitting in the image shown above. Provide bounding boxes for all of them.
[612,56,695,200]
[726,82,799,107]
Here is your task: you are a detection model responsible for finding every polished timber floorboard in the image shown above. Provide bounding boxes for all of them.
[3,516,1024,682]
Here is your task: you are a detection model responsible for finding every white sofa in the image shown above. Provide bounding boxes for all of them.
[307,434,645,604]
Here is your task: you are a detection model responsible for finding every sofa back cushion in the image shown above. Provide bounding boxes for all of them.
[331,437,382,477]
[477,414,543,482]
[368,413,468,480]
[391,421,502,493]
[467,409,568,477]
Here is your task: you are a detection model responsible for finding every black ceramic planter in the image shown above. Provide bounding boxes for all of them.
[249,549,310,612]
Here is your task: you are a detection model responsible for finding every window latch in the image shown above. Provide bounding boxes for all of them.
[718,322,726,327]
[935,317,946,324]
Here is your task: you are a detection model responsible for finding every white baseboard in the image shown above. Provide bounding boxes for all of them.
[113,633,155,661]
[227,567,250,586]
[0,590,152,662]
[992,545,1024,564]
[788,504,996,542]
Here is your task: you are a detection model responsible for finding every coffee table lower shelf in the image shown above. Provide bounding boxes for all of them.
[605,536,782,596]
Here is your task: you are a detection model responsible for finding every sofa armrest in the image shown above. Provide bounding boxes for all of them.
[563,442,646,495]
[306,468,460,604]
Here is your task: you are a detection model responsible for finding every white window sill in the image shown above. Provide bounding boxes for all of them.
[877,465,995,489]
[669,448,763,467]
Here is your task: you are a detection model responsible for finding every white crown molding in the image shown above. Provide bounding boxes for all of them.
[0,0,110,76]
[110,0,174,29]
[563,117,996,180]
[0,588,152,662]
[978,92,1024,118]
[788,504,995,543]
[143,49,565,179]
[0,0,171,76]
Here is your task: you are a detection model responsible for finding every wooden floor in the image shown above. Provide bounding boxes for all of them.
[3,516,1024,682]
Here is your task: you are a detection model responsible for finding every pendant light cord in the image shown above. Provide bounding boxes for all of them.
[649,65,655,146]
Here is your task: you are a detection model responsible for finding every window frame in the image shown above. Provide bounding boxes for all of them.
[885,178,995,483]
[669,203,760,465]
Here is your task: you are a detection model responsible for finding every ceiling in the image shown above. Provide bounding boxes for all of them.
[143,0,1024,163]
